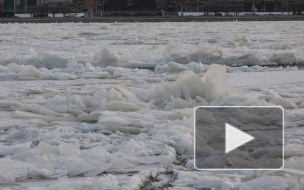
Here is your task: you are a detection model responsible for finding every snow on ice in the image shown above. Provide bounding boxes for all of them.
[0,21,304,189]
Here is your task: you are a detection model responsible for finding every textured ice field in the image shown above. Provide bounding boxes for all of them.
[0,22,304,189]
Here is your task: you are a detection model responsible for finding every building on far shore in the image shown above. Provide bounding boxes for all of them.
[0,0,72,14]
[0,0,303,16]
[89,0,304,16]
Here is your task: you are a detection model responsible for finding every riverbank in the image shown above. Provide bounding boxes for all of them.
[1,15,304,23]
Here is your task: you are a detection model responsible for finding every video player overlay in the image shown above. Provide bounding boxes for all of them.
[195,106,283,170]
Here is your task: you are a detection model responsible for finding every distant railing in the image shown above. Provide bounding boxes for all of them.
[46,0,72,2]
[102,11,163,17]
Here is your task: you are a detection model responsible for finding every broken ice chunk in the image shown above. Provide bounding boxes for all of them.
[201,64,226,102]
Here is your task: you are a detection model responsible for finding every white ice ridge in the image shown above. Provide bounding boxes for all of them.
[152,64,226,108]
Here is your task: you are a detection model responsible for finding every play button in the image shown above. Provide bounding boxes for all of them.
[225,123,255,153]
[194,106,284,170]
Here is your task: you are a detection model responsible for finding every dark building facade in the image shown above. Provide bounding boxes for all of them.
[1,0,303,14]
[1,0,72,13]
[3,0,14,12]
[104,0,156,11]
[1,0,37,13]
[100,0,303,14]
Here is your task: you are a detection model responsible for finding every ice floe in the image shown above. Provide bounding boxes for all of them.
[0,22,304,189]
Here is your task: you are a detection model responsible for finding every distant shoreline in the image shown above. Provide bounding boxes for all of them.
[1,15,304,23]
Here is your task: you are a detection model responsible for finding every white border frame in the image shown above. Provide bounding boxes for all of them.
[194,106,284,171]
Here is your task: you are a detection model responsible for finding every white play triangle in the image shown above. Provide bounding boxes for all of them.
[225,123,255,153]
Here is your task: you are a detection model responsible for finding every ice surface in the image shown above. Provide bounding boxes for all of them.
[268,90,297,109]
[244,175,289,190]
[269,42,292,50]
[0,50,69,69]
[155,62,204,74]
[269,53,297,65]
[0,22,304,189]
[1,22,303,73]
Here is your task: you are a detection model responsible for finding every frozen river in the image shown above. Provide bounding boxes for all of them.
[0,22,304,189]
